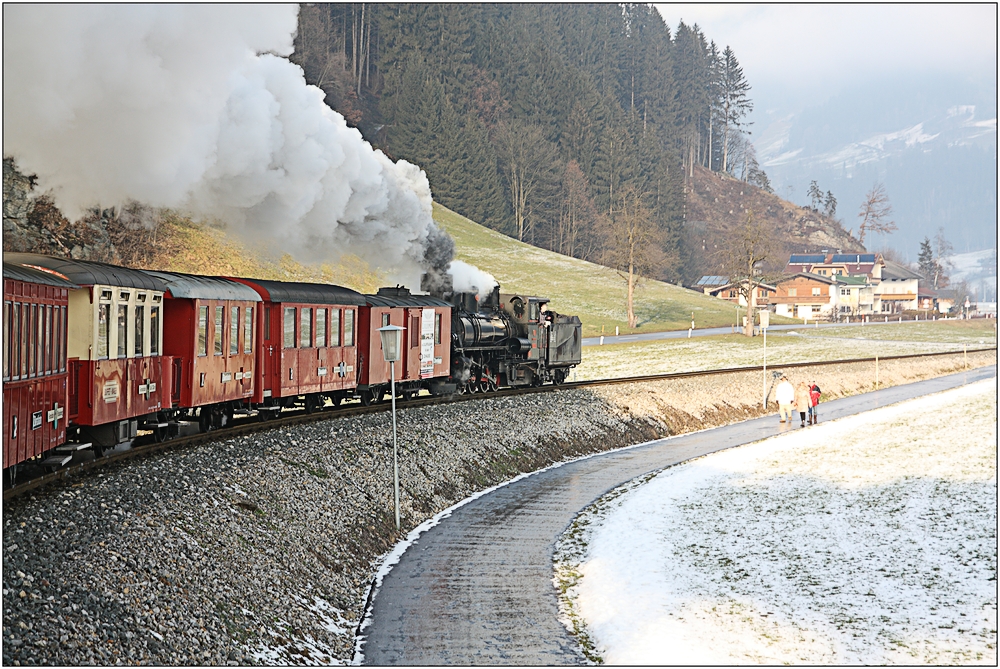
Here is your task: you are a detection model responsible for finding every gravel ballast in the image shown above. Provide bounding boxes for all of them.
[2,350,994,665]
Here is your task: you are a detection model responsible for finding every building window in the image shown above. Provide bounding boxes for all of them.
[198,306,208,356]
[134,305,145,357]
[283,308,296,349]
[117,304,128,359]
[244,307,253,354]
[344,309,355,346]
[812,287,821,296]
[150,306,160,356]
[330,309,341,346]
[381,313,390,327]
[316,308,326,347]
[841,288,850,296]
[788,288,797,297]
[214,306,224,355]
[300,308,312,348]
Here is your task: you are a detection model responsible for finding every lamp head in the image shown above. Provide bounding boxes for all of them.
[378,324,405,362]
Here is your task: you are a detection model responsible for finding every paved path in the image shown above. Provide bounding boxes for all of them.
[359,365,996,665]
[582,318,937,346]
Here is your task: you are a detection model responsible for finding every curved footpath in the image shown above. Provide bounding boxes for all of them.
[359,364,997,665]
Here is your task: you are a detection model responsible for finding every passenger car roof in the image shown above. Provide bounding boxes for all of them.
[3,260,78,289]
[4,253,166,291]
[142,271,262,302]
[229,277,367,306]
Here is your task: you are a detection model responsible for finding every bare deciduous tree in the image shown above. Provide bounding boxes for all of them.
[718,208,776,336]
[494,121,556,242]
[857,182,897,247]
[602,183,662,329]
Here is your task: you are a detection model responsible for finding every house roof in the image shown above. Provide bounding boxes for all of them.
[836,275,869,285]
[831,253,877,264]
[882,260,923,280]
[708,281,777,294]
[776,272,837,285]
[788,254,826,264]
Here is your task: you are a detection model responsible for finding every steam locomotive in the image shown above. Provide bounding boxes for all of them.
[3,254,582,481]
[446,285,582,392]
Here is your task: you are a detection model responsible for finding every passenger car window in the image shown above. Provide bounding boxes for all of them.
[198,306,208,356]
[284,308,296,348]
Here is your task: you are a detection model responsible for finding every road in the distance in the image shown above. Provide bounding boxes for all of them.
[359,365,996,665]
[582,318,940,346]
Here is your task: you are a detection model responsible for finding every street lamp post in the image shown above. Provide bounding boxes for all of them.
[378,324,405,531]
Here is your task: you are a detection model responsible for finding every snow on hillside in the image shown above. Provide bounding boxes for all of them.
[556,379,997,665]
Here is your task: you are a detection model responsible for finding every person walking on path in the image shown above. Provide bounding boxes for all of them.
[795,381,811,427]
[776,375,795,423]
[809,383,822,424]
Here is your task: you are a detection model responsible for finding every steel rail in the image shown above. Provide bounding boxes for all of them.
[5,346,994,502]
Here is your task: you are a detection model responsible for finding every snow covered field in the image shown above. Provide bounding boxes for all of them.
[555,379,998,665]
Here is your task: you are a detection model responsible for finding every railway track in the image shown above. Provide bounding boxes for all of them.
[5,346,993,502]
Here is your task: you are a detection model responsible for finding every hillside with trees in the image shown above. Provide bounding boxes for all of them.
[684,165,863,279]
[290,3,771,284]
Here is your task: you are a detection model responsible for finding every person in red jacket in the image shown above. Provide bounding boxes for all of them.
[808,384,821,424]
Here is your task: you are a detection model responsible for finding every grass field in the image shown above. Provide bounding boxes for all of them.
[572,320,997,380]
[433,203,797,337]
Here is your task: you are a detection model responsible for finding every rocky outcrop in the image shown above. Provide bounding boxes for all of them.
[684,165,864,279]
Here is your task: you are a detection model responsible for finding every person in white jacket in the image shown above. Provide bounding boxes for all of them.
[775,375,795,423]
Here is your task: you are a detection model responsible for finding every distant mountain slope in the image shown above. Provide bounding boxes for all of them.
[683,165,862,278]
[432,202,792,336]
[754,75,997,257]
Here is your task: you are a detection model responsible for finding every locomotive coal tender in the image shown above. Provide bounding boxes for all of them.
[3,253,582,483]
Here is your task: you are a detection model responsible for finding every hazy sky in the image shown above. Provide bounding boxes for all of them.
[654,3,997,113]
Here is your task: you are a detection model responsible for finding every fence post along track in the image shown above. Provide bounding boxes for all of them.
[4,346,996,502]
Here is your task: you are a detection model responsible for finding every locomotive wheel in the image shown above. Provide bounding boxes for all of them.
[360,389,379,406]
[304,394,321,414]
[553,370,566,386]
[153,425,168,443]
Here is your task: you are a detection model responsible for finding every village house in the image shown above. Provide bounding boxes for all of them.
[771,272,838,320]
[876,261,921,313]
[835,275,879,316]
[703,279,776,308]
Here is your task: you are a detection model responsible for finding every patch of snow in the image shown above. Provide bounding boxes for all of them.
[561,379,998,665]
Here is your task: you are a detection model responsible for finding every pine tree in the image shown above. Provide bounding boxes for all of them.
[918,237,936,278]
[719,45,752,174]
[807,181,823,210]
[823,190,837,217]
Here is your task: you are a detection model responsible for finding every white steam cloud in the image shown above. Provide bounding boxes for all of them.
[2,4,464,287]
[448,260,498,297]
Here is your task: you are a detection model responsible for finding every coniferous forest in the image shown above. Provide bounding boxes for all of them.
[291,4,763,283]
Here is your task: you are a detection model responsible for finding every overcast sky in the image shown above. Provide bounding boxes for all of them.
[654,3,997,114]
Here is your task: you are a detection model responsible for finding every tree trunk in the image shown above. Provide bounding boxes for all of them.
[627,261,636,328]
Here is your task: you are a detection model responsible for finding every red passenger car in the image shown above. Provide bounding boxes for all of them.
[229,278,367,413]
[358,287,452,403]
[5,254,172,454]
[3,261,74,474]
[143,271,261,431]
